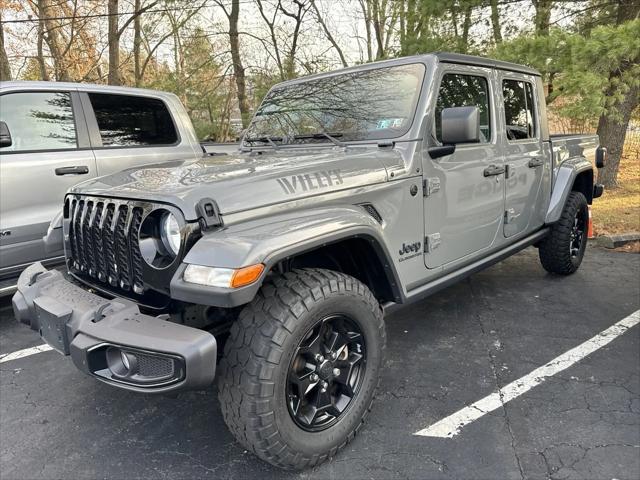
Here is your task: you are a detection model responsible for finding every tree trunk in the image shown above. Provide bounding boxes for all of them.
[595,0,640,188]
[490,0,502,44]
[39,0,70,81]
[461,6,472,52]
[371,0,385,59]
[108,0,121,85]
[37,15,49,80]
[134,0,142,86]
[0,13,11,81]
[596,83,639,188]
[533,0,553,36]
[229,0,250,128]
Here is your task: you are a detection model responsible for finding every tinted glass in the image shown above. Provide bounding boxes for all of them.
[245,63,425,144]
[88,93,178,147]
[502,80,537,140]
[0,92,77,152]
[435,74,491,143]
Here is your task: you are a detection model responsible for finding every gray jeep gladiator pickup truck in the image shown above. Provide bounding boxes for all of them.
[12,53,606,469]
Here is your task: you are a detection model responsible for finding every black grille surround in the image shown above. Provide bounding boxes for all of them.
[64,195,200,309]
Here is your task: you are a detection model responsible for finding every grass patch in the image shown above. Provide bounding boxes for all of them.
[591,143,640,236]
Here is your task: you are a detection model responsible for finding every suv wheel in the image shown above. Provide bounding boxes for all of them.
[539,191,589,275]
[218,269,385,469]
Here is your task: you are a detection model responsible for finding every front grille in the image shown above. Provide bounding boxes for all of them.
[66,197,145,295]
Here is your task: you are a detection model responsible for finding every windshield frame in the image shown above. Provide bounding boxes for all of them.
[242,60,428,149]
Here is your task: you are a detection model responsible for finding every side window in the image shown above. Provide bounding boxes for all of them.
[502,79,537,140]
[435,73,491,143]
[88,93,178,147]
[0,92,77,152]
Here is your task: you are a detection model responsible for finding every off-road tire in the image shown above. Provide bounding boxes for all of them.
[539,191,589,275]
[218,269,385,470]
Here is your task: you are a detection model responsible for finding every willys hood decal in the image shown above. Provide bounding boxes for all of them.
[70,147,400,220]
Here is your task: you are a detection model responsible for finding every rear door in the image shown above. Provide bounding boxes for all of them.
[422,67,505,269]
[500,75,545,237]
[80,91,199,176]
[0,90,97,275]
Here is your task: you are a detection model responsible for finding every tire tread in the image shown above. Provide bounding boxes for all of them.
[218,268,385,470]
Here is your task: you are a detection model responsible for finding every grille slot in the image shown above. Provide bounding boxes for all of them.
[66,198,147,296]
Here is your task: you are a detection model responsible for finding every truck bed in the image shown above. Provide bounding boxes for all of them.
[549,133,598,170]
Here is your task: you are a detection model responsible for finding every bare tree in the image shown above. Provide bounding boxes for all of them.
[108,0,120,84]
[37,0,70,81]
[279,0,311,78]
[108,0,158,85]
[216,0,251,127]
[256,0,285,79]
[310,0,347,67]
[0,11,11,80]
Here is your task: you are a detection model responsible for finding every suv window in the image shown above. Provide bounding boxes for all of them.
[0,92,77,152]
[435,73,491,143]
[88,93,178,147]
[502,79,537,140]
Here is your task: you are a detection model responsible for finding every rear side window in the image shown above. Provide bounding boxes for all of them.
[502,80,537,140]
[435,73,491,143]
[88,93,178,147]
[0,92,77,152]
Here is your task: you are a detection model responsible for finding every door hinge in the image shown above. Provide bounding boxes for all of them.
[424,233,441,252]
[423,177,441,197]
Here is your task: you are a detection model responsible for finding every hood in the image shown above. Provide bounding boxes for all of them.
[70,147,398,220]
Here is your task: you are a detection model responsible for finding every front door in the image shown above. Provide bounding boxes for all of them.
[500,76,545,237]
[423,68,505,269]
[0,90,97,275]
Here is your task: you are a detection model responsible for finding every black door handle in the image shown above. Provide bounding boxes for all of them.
[528,158,544,168]
[55,166,89,176]
[483,164,505,177]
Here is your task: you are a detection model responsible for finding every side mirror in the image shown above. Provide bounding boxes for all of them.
[441,106,480,145]
[0,121,11,148]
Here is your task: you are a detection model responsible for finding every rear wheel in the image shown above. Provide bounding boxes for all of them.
[218,269,385,470]
[539,191,589,275]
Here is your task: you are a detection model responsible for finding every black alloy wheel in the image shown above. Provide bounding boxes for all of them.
[286,314,366,431]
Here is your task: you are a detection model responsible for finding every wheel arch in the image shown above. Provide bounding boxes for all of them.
[173,206,403,307]
[545,158,594,224]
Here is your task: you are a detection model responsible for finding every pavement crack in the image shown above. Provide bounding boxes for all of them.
[468,278,526,480]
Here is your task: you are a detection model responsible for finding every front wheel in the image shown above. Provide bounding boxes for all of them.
[218,269,385,470]
[539,191,589,275]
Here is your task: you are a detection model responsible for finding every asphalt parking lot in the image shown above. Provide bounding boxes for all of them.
[1,245,638,480]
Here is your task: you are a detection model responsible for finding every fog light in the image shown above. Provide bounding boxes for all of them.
[121,350,130,370]
[106,347,137,378]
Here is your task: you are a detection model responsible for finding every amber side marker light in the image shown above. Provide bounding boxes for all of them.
[231,264,265,288]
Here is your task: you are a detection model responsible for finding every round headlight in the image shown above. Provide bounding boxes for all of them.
[160,212,181,255]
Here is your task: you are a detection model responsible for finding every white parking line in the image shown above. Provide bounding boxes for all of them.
[0,344,53,364]
[415,309,640,438]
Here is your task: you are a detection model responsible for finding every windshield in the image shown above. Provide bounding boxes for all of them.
[244,63,426,146]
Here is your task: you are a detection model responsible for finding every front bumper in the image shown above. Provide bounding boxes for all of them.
[12,263,217,393]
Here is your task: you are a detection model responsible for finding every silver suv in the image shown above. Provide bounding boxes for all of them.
[0,82,207,281]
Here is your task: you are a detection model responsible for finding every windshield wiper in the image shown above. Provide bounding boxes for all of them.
[244,135,283,149]
[293,132,345,147]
